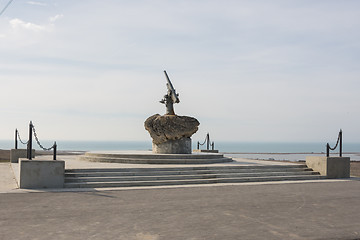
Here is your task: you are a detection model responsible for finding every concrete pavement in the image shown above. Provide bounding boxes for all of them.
[0,163,18,193]
[2,155,360,239]
[1,181,360,240]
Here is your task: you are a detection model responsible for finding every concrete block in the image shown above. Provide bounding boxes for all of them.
[10,149,35,163]
[306,156,350,178]
[19,159,65,189]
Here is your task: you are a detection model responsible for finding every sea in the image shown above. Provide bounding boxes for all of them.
[1,140,359,161]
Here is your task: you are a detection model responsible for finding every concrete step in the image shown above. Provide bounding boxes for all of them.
[65,168,313,178]
[65,171,320,183]
[64,175,325,188]
[64,164,322,188]
[81,156,232,164]
[65,164,308,173]
[65,168,311,178]
[80,151,233,164]
[83,152,228,159]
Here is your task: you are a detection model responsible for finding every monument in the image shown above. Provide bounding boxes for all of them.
[144,71,200,154]
[80,71,232,164]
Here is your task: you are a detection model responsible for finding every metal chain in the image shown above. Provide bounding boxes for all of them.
[198,134,212,146]
[17,130,28,145]
[328,133,341,151]
[198,136,208,146]
[32,124,54,151]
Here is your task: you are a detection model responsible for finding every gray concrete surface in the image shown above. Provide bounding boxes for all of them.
[18,159,65,189]
[1,181,360,240]
[10,149,35,163]
[0,163,18,192]
[306,156,350,178]
[2,155,360,239]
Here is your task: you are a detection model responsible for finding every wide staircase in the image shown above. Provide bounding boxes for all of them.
[64,164,325,188]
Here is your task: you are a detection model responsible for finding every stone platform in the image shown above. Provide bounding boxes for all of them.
[79,151,233,164]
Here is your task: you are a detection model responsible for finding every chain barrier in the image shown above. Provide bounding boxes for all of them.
[16,130,28,145]
[197,133,215,150]
[328,134,340,151]
[22,121,58,160]
[32,123,55,151]
[198,136,208,147]
[326,129,342,157]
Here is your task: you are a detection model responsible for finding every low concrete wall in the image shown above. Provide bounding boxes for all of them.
[10,149,35,163]
[193,149,219,153]
[306,156,350,178]
[19,159,65,189]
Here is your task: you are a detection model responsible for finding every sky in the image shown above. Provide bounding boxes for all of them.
[0,0,360,144]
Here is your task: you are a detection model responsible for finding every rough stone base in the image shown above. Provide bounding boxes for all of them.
[19,158,65,189]
[10,149,35,163]
[153,138,192,154]
[306,156,350,178]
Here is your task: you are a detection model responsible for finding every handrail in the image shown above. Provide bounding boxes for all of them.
[326,129,342,157]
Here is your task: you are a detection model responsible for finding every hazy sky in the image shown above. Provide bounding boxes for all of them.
[1,0,360,143]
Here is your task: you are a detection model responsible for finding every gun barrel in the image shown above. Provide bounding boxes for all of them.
[163,70,180,103]
[164,70,174,89]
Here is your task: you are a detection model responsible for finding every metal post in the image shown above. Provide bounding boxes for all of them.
[212,142,214,150]
[206,133,210,150]
[15,129,18,149]
[53,142,57,160]
[197,142,199,150]
[326,143,330,157]
[27,121,33,160]
[339,129,342,157]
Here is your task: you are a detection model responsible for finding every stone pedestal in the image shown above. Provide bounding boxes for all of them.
[145,114,199,154]
[306,156,350,178]
[10,149,35,163]
[152,138,192,154]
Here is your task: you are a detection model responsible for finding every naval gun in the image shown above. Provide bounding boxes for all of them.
[160,70,180,115]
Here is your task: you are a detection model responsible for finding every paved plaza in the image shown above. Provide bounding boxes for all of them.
[1,157,360,240]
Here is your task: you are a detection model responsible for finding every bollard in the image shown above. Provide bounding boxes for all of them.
[27,121,33,160]
[326,143,330,157]
[339,130,342,157]
[206,133,210,150]
[53,142,57,160]
[15,128,17,149]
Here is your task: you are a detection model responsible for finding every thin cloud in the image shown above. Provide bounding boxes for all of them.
[27,1,47,6]
[10,18,47,32]
[50,14,63,23]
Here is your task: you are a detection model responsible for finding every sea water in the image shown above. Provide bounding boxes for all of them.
[1,140,359,153]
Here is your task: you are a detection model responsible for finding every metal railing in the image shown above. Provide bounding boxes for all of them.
[326,129,342,157]
[197,133,215,151]
[15,121,57,160]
